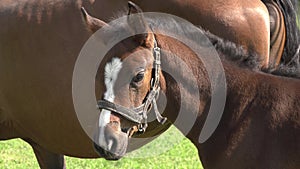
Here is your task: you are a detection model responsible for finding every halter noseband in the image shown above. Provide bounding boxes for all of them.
[97,37,167,133]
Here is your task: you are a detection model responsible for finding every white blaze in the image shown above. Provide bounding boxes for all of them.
[99,57,123,127]
[98,57,122,150]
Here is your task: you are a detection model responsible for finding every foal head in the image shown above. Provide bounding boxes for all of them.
[81,2,167,160]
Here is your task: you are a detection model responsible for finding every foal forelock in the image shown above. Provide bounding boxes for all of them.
[99,57,123,127]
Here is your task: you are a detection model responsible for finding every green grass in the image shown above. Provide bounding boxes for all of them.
[0,126,203,169]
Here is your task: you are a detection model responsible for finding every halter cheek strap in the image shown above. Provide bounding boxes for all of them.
[97,37,167,133]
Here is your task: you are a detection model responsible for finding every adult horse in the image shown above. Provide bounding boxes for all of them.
[85,3,300,169]
[0,0,172,168]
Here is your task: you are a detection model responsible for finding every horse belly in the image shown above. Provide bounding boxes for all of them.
[0,2,99,157]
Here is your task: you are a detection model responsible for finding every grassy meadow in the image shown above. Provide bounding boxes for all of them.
[0,126,203,169]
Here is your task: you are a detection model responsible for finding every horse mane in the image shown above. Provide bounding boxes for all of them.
[107,11,300,79]
[204,32,261,70]
[204,30,300,78]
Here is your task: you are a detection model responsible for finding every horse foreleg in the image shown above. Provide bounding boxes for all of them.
[23,139,66,169]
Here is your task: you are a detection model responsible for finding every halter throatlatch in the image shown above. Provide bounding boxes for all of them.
[97,37,167,133]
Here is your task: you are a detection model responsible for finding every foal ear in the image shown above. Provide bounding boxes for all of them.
[81,7,108,33]
[127,1,154,48]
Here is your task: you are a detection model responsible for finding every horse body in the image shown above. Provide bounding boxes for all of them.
[0,0,127,167]
[0,0,94,155]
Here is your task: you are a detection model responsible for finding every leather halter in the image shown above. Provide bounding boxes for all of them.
[97,37,167,133]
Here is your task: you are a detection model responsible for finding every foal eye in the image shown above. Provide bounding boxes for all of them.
[132,71,145,83]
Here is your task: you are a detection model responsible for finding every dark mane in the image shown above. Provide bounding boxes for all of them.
[204,30,300,78]
[204,31,261,70]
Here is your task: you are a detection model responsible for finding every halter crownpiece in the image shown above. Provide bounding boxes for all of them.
[97,36,167,133]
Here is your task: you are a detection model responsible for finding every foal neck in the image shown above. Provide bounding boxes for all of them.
[156,34,261,143]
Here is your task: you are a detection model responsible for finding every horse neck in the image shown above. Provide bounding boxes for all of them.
[157,35,261,143]
[157,35,212,134]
